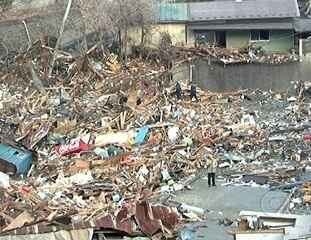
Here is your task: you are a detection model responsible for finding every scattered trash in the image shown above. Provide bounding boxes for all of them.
[179,227,196,240]
[168,126,181,143]
[231,211,311,240]
[134,126,150,145]
[55,137,90,156]
[287,96,297,102]
[180,203,206,216]
[0,171,10,188]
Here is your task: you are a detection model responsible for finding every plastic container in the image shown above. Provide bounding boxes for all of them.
[0,144,33,175]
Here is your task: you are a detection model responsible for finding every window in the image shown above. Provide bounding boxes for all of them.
[250,30,270,41]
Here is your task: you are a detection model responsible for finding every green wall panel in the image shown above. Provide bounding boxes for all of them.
[226,30,294,53]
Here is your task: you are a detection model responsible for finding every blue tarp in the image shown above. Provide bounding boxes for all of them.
[134,126,150,145]
[0,144,33,175]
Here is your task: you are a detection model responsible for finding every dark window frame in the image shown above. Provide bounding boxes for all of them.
[250,30,270,42]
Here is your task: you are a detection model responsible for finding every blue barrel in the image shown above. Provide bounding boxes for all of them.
[0,144,33,175]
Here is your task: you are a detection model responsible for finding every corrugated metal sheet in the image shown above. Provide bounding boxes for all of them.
[158,3,188,22]
[0,144,33,175]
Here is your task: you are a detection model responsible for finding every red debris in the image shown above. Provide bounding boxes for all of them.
[116,207,136,234]
[135,201,163,236]
[55,138,90,156]
[94,201,180,237]
[304,135,311,141]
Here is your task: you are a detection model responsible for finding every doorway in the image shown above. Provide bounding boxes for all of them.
[215,31,226,48]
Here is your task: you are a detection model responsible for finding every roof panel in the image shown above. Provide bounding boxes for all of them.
[189,22,293,30]
[189,0,300,21]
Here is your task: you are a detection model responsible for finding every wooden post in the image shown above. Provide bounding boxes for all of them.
[22,20,32,51]
[299,38,303,62]
[189,64,194,85]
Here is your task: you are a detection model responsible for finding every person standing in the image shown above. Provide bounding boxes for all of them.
[136,88,144,106]
[118,91,128,110]
[182,135,193,156]
[190,83,199,102]
[176,81,182,100]
[207,156,218,187]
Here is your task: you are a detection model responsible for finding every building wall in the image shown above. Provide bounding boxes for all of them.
[226,31,249,49]
[187,27,195,46]
[226,30,294,53]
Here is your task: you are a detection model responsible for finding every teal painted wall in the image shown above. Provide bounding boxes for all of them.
[226,30,294,53]
[226,31,249,49]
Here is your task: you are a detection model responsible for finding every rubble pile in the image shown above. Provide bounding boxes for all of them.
[0,41,188,238]
[175,46,299,64]
[0,42,311,239]
[230,211,311,240]
[301,182,311,204]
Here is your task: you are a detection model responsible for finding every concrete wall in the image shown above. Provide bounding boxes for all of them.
[174,58,311,92]
[227,30,294,53]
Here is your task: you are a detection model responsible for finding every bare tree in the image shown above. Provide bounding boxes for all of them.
[0,0,13,17]
[76,0,114,53]
[135,0,156,47]
[76,0,155,65]
[305,0,311,16]
[109,0,156,65]
[0,0,13,11]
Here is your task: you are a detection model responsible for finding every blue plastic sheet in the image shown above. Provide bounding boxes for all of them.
[134,126,150,145]
[179,227,196,240]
